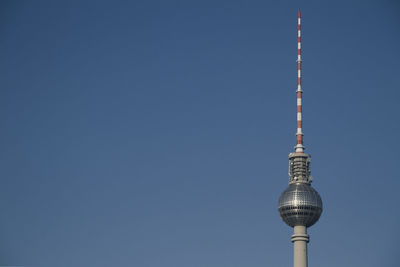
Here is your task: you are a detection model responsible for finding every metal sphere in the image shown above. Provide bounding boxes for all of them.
[278,183,322,227]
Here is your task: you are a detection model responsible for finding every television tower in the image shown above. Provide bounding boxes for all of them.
[278,10,323,267]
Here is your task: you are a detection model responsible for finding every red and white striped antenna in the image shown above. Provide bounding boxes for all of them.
[295,10,305,153]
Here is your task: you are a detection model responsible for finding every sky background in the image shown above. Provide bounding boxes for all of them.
[0,0,399,266]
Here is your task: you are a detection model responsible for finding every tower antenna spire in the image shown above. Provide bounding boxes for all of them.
[296,9,305,153]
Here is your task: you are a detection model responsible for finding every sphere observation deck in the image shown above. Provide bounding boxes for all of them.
[278,183,322,227]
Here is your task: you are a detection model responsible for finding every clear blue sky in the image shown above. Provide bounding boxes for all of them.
[0,0,399,266]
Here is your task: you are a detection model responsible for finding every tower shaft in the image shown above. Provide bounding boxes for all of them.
[292,226,309,267]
